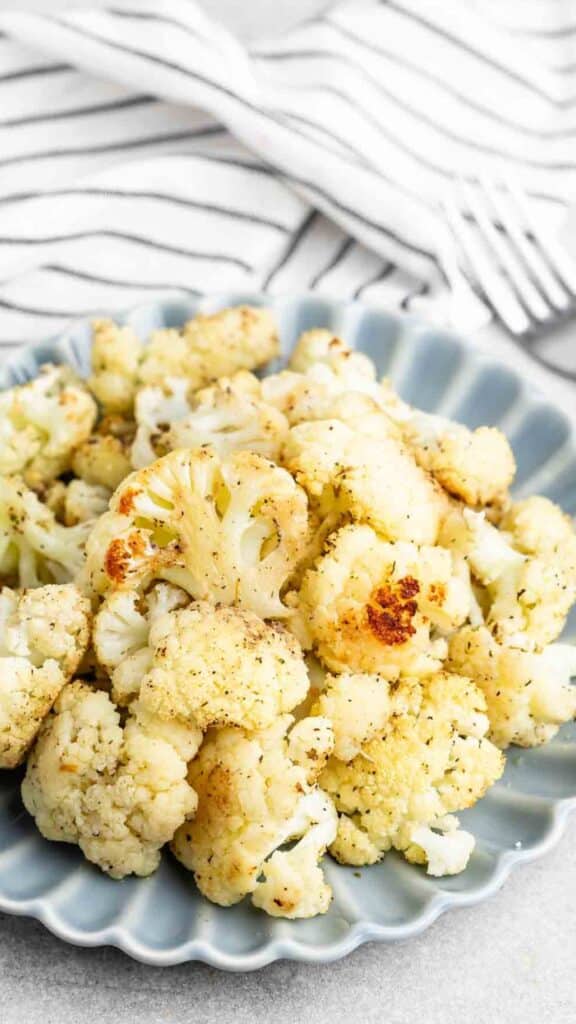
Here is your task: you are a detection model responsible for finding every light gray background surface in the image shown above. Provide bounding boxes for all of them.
[0,2,575,1021]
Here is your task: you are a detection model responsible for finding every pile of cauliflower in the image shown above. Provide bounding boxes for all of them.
[1,304,575,919]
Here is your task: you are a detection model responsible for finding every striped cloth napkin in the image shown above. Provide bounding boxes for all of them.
[0,0,573,377]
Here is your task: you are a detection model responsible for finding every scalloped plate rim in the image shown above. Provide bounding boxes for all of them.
[0,291,575,970]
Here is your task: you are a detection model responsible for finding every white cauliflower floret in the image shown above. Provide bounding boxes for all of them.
[311,673,391,762]
[167,381,289,464]
[441,506,576,646]
[295,524,471,677]
[62,480,111,526]
[88,318,144,414]
[171,713,336,917]
[282,418,446,544]
[93,583,190,705]
[501,495,576,567]
[448,625,576,748]
[322,672,504,873]
[0,476,95,587]
[408,815,476,877]
[130,378,191,469]
[0,584,90,767]
[72,414,134,491]
[139,602,310,731]
[381,388,515,507]
[0,365,97,488]
[139,306,279,389]
[83,447,309,618]
[22,681,200,878]
[289,328,377,380]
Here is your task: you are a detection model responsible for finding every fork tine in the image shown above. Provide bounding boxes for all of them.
[459,177,551,322]
[442,193,531,335]
[505,173,576,296]
[480,175,571,312]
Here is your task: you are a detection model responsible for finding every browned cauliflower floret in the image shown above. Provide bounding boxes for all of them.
[0,476,96,587]
[138,306,278,389]
[88,318,144,414]
[171,714,336,917]
[312,672,391,762]
[83,447,309,618]
[72,413,134,491]
[0,584,90,767]
[448,625,576,748]
[282,418,446,544]
[321,672,504,874]
[138,601,309,731]
[22,681,200,878]
[0,365,97,489]
[294,524,471,677]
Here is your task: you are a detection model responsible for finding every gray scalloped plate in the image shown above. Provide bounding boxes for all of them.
[1,294,575,969]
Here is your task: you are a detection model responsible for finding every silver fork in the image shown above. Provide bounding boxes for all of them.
[442,174,576,380]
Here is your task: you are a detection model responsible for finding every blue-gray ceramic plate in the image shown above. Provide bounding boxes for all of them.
[0,294,575,969]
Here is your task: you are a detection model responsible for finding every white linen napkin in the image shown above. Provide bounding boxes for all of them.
[0,0,574,412]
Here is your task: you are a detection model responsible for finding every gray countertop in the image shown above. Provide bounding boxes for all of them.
[0,2,574,1020]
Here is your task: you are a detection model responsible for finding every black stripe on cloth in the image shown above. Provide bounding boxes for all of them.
[103,6,229,51]
[353,262,394,299]
[258,52,576,170]
[262,210,318,289]
[39,264,203,293]
[0,186,291,232]
[44,14,437,264]
[281,110,368,165]
[0,229,255,270]
[309,237,354,289]
[400,279,430,310]
[0,296,104,318]
[0,126,226,170]
[322,20,569,138]
[381,0,557,103]
[0,62,70,84]
[0,94,156,129]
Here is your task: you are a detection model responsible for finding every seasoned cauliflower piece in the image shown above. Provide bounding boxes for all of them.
[289,328,377,381]
[295,524,470,677]
[22,682,200,878]
[448,625,576,747]
[171,713,336,917]
[139,306,278,389]
[0,476,95,587]
[312,673,391,762]
[322,672,504,873]
[72,413,134,491]
[168,381,289,463]
[0,365,97,489]
[407,815,476,877]
[83,447,309,618]
[139,602,309,731]
[62,480,111,526]
[441,507,576,646]
[131,378,191,469]
[93,583,190,705]
[501,495,576,566]
[282,418,446,544]
[88,318,143,414]
[0,584,90,767]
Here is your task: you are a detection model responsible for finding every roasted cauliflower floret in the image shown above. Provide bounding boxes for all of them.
[139,602,309,731]
[72,413,134,491]
[138,306,279,389]
[448,625,576,748]
[0,365,97,489]
[61,479,111,526]
[93,583,190,705]
[391,407,515,509]
[0,476,95,587]
[295,524,470,677]
[22,682,200,878]
[322,672,504,874]
[87,318,144,414]
[441,506,576,647]
[130,378,191,469]
[282,418,445,544]
[311,673,391,762]
[0,584,90,767]
[171,714,336,917]
[501,495,576,566]
[83,447,309,618]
